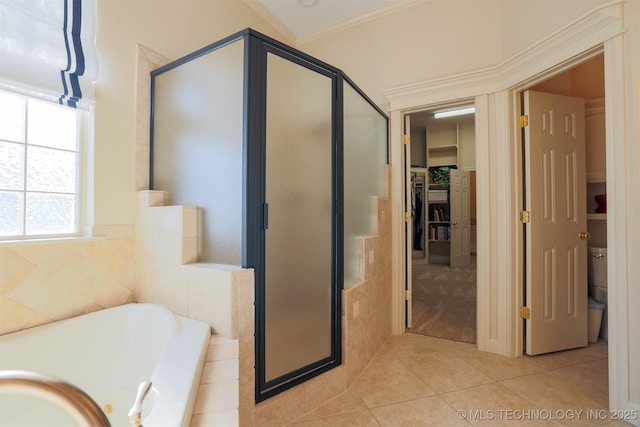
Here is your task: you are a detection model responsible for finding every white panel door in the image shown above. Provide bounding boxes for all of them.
[524,90,588,355]
[450,169,471,267]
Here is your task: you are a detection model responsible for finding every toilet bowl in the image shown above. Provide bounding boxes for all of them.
[588,247,608,341]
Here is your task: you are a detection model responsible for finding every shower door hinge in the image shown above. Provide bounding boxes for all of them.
[405,212,411,223]
[404,134,410,145]
[520,306,531,319]
[518,115,529,128]
[406,290,412,300]
[520,210,531,223]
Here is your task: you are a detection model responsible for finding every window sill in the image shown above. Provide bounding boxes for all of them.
[0,236,105,247]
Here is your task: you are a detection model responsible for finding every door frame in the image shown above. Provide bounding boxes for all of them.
[510,39,637,417]
[400,102,479,332]
[510,51,604,358]
[385,2,637,420]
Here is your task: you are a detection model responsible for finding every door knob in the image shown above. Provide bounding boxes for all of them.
[579,231,591,240]
[451,222,457,226]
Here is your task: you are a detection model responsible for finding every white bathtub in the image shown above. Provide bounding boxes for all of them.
[0,303,211,427]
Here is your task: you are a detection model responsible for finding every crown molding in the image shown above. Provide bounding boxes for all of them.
[296,0,427,46]
[383,0,625,111]
[383,66,501,111]
[498,0,623,89]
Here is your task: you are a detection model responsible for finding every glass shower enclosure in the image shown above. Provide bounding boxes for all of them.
[150,29,388,402]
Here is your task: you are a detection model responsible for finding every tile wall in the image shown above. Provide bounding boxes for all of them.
[135,186,392,427]
[0,229,135,336]
[135,190,253,424]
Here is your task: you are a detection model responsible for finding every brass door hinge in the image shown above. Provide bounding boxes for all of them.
[404,134,410,145]
[520,210,531,223]
[520,306,531,319]
[405,212,411,223]
[518,115,529,128]
[406,290,412,300]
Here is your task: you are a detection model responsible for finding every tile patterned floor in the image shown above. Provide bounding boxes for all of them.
[287,333,630,427]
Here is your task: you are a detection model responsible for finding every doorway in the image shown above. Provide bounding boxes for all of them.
[404,105,477,343]
[518,53,606,356]
[515,50,611,413]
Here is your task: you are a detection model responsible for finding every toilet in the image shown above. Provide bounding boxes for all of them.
[588,247,608,342]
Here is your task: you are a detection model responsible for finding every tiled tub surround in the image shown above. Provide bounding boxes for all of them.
[135,190,252,425]
[135,186,392,426]
[191,335,242,426]
[0,303,210,426]
[0,228,135,336]
[0,183,390,426]
[134,190,254,340]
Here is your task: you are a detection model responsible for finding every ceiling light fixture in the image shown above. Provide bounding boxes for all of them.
[299,0,318,6]
[434,106,475,119]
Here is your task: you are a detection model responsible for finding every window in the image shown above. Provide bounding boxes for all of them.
[0,90,83,239]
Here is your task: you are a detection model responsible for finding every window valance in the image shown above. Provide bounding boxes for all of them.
[0,0,97,109]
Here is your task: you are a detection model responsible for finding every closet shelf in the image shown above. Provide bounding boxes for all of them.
[428,144,457,152]
[587,213,607,220]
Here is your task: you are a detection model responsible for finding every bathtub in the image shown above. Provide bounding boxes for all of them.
[0,303,211,427]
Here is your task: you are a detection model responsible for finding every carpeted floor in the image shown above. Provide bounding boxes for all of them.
[407,259,477,343]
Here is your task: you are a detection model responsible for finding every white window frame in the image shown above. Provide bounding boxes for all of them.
[0,90,93,242]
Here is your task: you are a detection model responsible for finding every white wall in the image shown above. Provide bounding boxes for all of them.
[499,0,609,60]
[299,0,503,106]
[299,0,611,105]
[93,0,291,227]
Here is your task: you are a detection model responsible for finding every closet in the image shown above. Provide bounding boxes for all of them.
[410,112,474,266]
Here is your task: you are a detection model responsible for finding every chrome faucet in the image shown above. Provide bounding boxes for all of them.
[127,380,152,427]
[0,370,111,426]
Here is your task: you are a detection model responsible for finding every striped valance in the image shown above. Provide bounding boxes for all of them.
[0,0,97,109]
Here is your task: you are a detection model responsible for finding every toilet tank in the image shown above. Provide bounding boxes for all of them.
[588,247,607,287]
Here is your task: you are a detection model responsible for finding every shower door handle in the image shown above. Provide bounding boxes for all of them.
[263,203,269,230]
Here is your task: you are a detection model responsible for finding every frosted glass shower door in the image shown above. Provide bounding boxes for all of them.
[151,38,245,265]
[263,52,334,384]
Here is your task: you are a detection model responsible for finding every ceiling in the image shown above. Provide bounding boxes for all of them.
[410,109,475,131]
[255,0,403,39]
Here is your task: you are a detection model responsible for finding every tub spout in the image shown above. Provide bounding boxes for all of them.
[0,370,111,426]
[128,380,152,427]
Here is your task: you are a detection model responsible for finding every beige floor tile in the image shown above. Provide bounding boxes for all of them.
[401,351,494,393]
[551,359,609,401]
[440,382,563,426]
[288,409,380,426]
[452,347,546,381]
[383,333,473,359]
[370,395,471,426]
[596,420,636,427]
[296,387,368,422]
[526,341,608,371]
[369,345,398,363]
[249,333,610,427]
[501,371,608,426]
[354,357,436,407]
